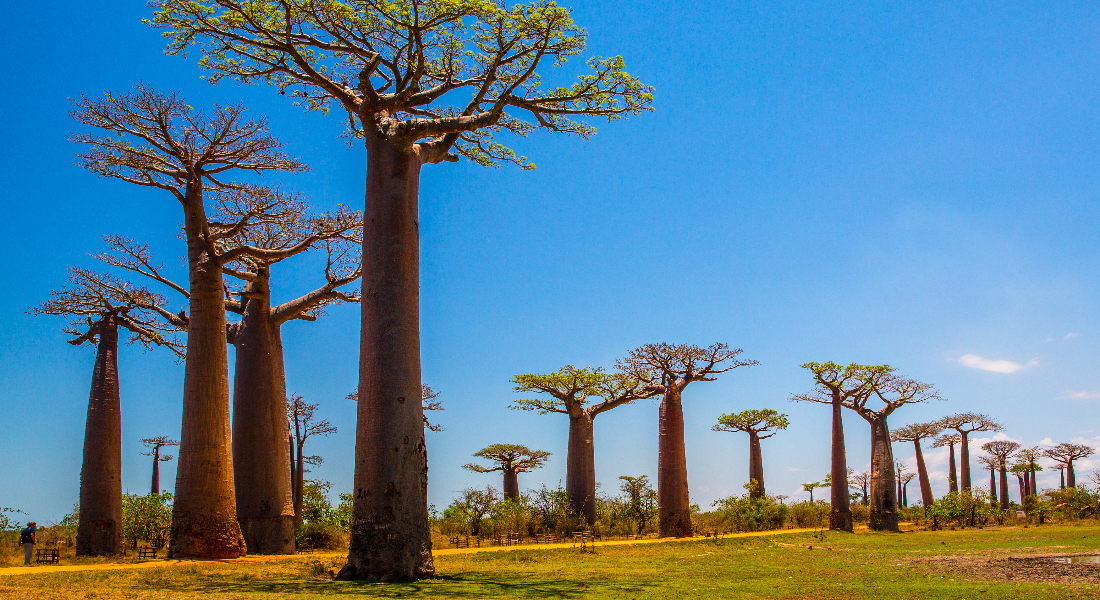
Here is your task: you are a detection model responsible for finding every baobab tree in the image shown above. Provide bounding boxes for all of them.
[72,86,307,558]
[287,395,338,531]
[932,433,962,493]
[712,409,789,499]
[792,362,891,532]
[939,413,1003,492]
[982,440,1019,510]
[151,0,654,580]
[100,207,360,555]
[891,421,942,508]
[141,437,181,495]
[512,365,656,525]
[977,454,1000,506]
[1044,443,1095,488]
[1016,446,1043,496]
[802,481,825,503]
[1010,464,1029,501]
[899,472,915,507]
[619,343,757,537]
[462,444,550,500]
[33,268,184,556]
[839,372,940,531]
[619,476,658,535]
[850,471,870,506]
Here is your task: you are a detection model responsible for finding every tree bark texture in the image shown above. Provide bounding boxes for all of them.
[1017,475,1026,503]
[170,187,246,559]
[1068,461,1076,488]
[748,432,765,499]
[658,389,691,537]
[565,410,597,524]
[1029,465,1036,496]
[829,397,853,532]
[948,444,958,493]
[502,469,520,501]
[989,470,998,505]
[998,466,1010,509]
[231,271,295,555]
[959,433,972,491]
[867,417,899,532]
[913,440,934,507]
[76,317,123,556]
[151,447,161,495]
[338,136,433,581]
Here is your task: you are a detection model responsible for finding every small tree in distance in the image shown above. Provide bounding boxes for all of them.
[463,444,551,500]
[891,421,943,508]
[932,433,962,493]
[802,481,826,503]
[939,413,1003,492]
[619,343,757,538]
[141,437,181,495]
[1015,446,1043,496]
[849,471,870,506]
[618,476,658,535]
[1044,443,1095,488]
[712,409,789,499]
[287,395,337,532]
[982,440,1019,510]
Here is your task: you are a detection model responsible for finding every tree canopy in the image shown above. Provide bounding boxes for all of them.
[462,443,550,474]
[712,408,789,437]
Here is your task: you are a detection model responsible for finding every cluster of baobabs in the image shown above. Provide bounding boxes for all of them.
[456,358,1093,538]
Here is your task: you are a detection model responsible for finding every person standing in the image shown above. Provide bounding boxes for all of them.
[20,522,36,565]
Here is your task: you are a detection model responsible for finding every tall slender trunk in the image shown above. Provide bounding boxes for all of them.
[658,388,691,537]
[1017,475,1026,503]
[999,465,1010,509]
[958,432,972,491]
[903,483,908,507]
[748,431,764,499]
[1029,464,1036,496]
[502,468,519,501]
[829,395,853,532]
[866,416,899,532]
[151,448,161,496]
[170,187,246,559]
[288,435,296,506]
[231,272,295,554]
[339,135,432,581]
[294,422,304,531]
[76,316,123,556]
[1060,468,1065,489]
[989,469,998,505]
[1067,461,1076,488]
[947,443,958,493]
[913,440,934,507]
[566,411,597,525]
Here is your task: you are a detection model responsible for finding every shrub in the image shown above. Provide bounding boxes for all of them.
[709,494,788,532]
[121,493,172,550]
[787,500,829,528]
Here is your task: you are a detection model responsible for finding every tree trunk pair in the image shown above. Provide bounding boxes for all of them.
[866,416,899,532]
[747,431,765,499]
[75,316,123,556]
[337,133,433,581]
[913,440,935,507]
[170,186,246,559]
[1017,475,1026,503]
[658,388,691,537]
[947,443,958,493]
[999,465,1010,510]
[829,396,853,532]
[958,432,973,491]
[230,270,295,554]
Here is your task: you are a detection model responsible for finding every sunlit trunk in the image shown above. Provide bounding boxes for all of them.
[170,185,246,559]
[998,465,1010,509]
[566,411,597,524]
[867,417,899,532]
[502,469,520,501]
[76,316,123,556]
[989,469,998,505]
[748,431,764,499]
[947,443,958,493]
[339,134,433,581]
[913,440,934,507]
[1067,461,1076,488]
[151,448,161,496]
[959,432,972,491]
[658,388,691,537]
[829,395,853,532]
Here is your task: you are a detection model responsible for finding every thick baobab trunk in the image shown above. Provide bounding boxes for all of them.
[565,411,597,525]
[829,397,853,532]
[170,188,246,559]
[1016,475,1026,503]
[1067,461,1077,488]
[959,432,972,491]
[947,443,958,493]
[502,469,520,501]
[988,469,998,505]
[913,440,934,507]
[76,317,123,556]
[658,389,691,537]
[748,431,765,499]
[338,136,433,581]
[151,448,161,495]
[231,273,295,555]
[867,417,899,532]
[999,465,1010,509]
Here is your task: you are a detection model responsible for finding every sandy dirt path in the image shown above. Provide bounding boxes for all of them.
[0,528,818,577]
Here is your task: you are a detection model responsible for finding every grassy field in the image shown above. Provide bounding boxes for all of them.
[3,525,1100,599]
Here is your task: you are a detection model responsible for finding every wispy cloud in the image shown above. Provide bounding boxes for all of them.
[957,354,1038,374]
[1058,390,1100,400]
[1065,333,1082,340]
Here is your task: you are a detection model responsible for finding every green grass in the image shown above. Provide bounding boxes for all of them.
[4,525,1100,599]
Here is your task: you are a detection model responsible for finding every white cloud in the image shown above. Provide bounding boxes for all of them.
[1039,437,1055,446]
[1057,390,1100,400]
[784,467,802,472]
[1065,333,1081,340]
[957,354,1038,374]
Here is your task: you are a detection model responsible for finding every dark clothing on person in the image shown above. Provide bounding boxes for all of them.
[20,526,36,544]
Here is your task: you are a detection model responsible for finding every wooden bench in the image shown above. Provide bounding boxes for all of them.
[35,548,60,564]
[534,533,559,544]
[295,547,314,555]
[572,531,595,552]
[137,546,159,559]
[449,536,481,548]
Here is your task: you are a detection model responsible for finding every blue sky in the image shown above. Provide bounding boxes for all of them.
[2,0,1099,521]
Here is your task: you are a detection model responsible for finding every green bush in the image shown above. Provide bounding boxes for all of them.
[786,500,829,528]
[121,493,172,550]
[708,494,788,533]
